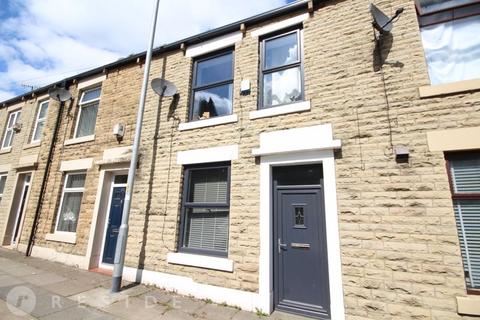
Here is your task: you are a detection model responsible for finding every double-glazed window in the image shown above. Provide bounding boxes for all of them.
[190,51,234,121]
[0,173,7,204]
[446,152,480,290]
[31,100,49,143]
[179,163,230,256]
[55,172,86,233]
[260,29,303,108]
[74,87,101,138]
[416,0,480,85]
[1,110,21,149]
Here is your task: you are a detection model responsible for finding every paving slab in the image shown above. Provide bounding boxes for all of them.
[21,273,67,287]
[0,299,36,320]
[43,278,104,297]
[143,288,173,304]
[39,305,116,320]
[231,310,263,320]
[70,287,130,309]
[0,275,24,288]
[196,303,240,319]
[166,295,205,315]
[161,309,198,320]
[2,265,45,277]
[102,296,167,319]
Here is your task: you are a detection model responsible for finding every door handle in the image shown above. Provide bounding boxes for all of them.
[278,238,287,253]
[291,243,310,249]
[112,228,119,234]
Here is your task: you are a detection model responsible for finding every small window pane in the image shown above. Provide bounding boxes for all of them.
[189,167,228,203]
[57,192,82,232]
[264,32,299,69]
[454,200,480,288]
[195,53,233,87]
[81,88,101,103]
[273,164,323,186]
[38,102,49,119]
[417,0,477,14]
[7,113,16,128]
[76,103,98,137]
[451,158,480,193]
[2,131,13,149]
[66,174,86,189]
[32,121,45,141]
[114,175,128,184]
[184,208,229,252]
[0,175,6,194]
[263,66,302,107]
[191,84,233,120]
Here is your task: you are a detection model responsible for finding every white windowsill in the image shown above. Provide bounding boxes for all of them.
[167,252,234,272]
[45,232,77,244]
[419,78,480,98]
[178,114,238,131]
[64,134,95,146]
[23,141,41,150]
[0,147,12,154]
[249,101,311,120]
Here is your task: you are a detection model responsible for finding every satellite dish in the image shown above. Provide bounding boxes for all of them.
[370,3,403,34]
[48,87,72,102]
[151,78,177,97]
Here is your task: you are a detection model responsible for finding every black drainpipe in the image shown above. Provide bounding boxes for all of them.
[26,98,66,256]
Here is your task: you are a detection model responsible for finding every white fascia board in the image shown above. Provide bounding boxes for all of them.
[177,145,239,165]
[252,124,341,156]
[60,158,93,172]
[186,32,243,58]
[251,13,309,38]
[167,252,234,272]
[78,74,106,90]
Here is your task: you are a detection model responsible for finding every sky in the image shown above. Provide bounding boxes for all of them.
[0,0,297,102]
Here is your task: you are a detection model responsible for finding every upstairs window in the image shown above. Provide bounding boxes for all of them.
[0,173,7,204]
[179,163,230,257]
[31,100,49,143]
[55,172,86,233]
[190,51,234,121]
[446,152,480,290]
[74,87,101,138]
[416,0,480,85]
[1,110,21,150]
[260,29,303,109]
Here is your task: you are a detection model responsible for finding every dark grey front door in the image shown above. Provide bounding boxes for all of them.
[273,165,330,319]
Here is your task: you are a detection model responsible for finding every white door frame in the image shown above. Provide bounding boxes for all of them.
[258,149,345,319]
[98,173,128,270]
[10,172,33,247]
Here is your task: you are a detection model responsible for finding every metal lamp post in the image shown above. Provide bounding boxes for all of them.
[111,0,161,293]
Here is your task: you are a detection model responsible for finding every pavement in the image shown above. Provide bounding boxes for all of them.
[0,248,308,320]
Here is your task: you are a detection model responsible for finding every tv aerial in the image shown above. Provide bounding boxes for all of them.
[151,78,177,97]
[370,3,404,34]
[48,86,72,102]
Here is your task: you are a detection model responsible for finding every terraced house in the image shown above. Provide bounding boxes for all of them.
[1,0,480,319]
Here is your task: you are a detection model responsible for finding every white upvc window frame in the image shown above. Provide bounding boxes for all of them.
[1,110,21,150]
[54,172,86,234]
[73,87,101,139]
[31,100,49,143]
[0,173,7,203]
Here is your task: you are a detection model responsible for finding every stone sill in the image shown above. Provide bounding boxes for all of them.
[167,252,234,272]
[178,114,238,131]
[457,295,480,316]
[0,147,12,155]
[249,100,311,120]
[23,142,41,150]
[45,232,76,244]
[419,78,480,98]
[64,134,95,146]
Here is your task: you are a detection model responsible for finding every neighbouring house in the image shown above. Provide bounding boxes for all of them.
[1,0,480,318]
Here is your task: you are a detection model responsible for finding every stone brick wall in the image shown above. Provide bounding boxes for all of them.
[0,96,53,247]
[4,0,479,318]
[122,0,480,318]
[20,65,142,255]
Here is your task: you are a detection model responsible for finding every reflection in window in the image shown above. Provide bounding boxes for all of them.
[190,51,234,121]
[261,29,303,108]
[56,173,86,233]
